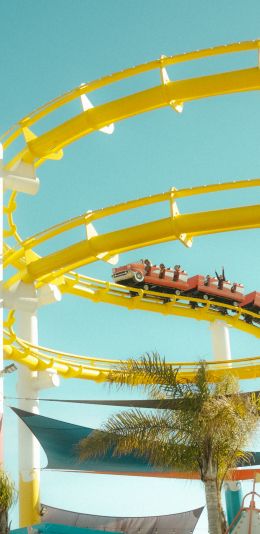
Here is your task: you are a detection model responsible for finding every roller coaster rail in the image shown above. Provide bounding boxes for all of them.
[2,39,260,380]
[1,40,260,168]
[2,309,260,381]
[2,39,260,528]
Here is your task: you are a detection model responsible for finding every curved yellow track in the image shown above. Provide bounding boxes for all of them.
[3,313,260,382]
[2,40,260,168]
[3,41,260,381]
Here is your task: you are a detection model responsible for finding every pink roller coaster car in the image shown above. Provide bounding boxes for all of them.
[113,260,188,296]
[112,260,260,323]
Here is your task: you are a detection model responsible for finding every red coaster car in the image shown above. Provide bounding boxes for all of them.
[112,260,188,295]
[240,291,260,323]
[186,274,244,305]
[112,261,260,320]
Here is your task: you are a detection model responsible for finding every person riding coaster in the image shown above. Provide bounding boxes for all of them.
[144,258,152,275]
[159,263,166,279]
[112,261,259,322]
[215,266,226,290]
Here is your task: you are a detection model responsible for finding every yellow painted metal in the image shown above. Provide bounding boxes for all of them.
[3,315,260,382]
[4,178,260,255]
[1,40,260,168]
[19,67,260,163]
[61,274,260,338]
[3,178,260,281]
[19,476,40,528]
[11,69,260,165]
[18,204,259,283]
[3,179,260,335]
[2,42,260,379]
[1,41,257,144]
[2,41,260,530]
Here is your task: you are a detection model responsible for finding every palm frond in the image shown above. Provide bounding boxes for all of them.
[219,448,253,486]
[146,440,199,471]
[213,372,239,396]
[78,358,260,494]
[77,429,116,461]
[104,409,177,455]
[194,362,211,399]
[108,352,192,399]
[78,408,198,470]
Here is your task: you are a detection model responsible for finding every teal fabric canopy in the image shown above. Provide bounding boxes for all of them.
[11,408,167,474]
[12,408,260,475]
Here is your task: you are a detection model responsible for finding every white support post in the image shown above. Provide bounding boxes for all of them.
[5,281,61,528]
[1,159,40,195]
[1,139,60,526]
[16,305,41,528]
[0,144,3,466]
[210,320,231,362]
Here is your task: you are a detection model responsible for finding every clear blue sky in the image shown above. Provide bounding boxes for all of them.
[2,1,260,532]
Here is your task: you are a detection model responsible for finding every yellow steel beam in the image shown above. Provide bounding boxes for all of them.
[61,275,260,339]
[2,42,260,381]
[4,331,260,382]
[2,41,260,530]
[21,67,260,164]
[4,178,260,258]
[21,204,260,282]
[2,41,259,145]
[4,244,260,340]
[1,40,259,168]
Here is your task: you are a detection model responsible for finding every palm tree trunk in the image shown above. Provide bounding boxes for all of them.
[204,473,222,534]
[0,509,9,533]
[217,487,227,533]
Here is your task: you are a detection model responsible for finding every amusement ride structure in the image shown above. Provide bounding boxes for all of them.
[1,40,260,531]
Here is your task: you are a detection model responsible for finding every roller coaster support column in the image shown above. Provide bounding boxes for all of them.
[16,287,40,528]
[6,281,61,528]
[1,144,53,526]
[1,141,40,468]
[210,320,231,362]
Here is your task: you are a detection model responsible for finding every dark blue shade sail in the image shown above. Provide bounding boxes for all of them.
[12,407,160,474]
[12,408,260,475]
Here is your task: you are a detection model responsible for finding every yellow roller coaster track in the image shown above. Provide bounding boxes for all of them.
[2,40,260,382]
[3,312,260,382]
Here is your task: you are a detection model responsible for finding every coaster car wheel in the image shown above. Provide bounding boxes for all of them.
[134,271,144,283]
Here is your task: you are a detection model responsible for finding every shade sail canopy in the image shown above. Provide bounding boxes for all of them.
[10,390,260,408]
[12,408,260,479]
[12,407,162,474]
[11,524,120,534]
[41,505,204,533]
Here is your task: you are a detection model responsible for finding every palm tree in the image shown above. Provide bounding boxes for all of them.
[0,469,16,533]
[78,355,259,534]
